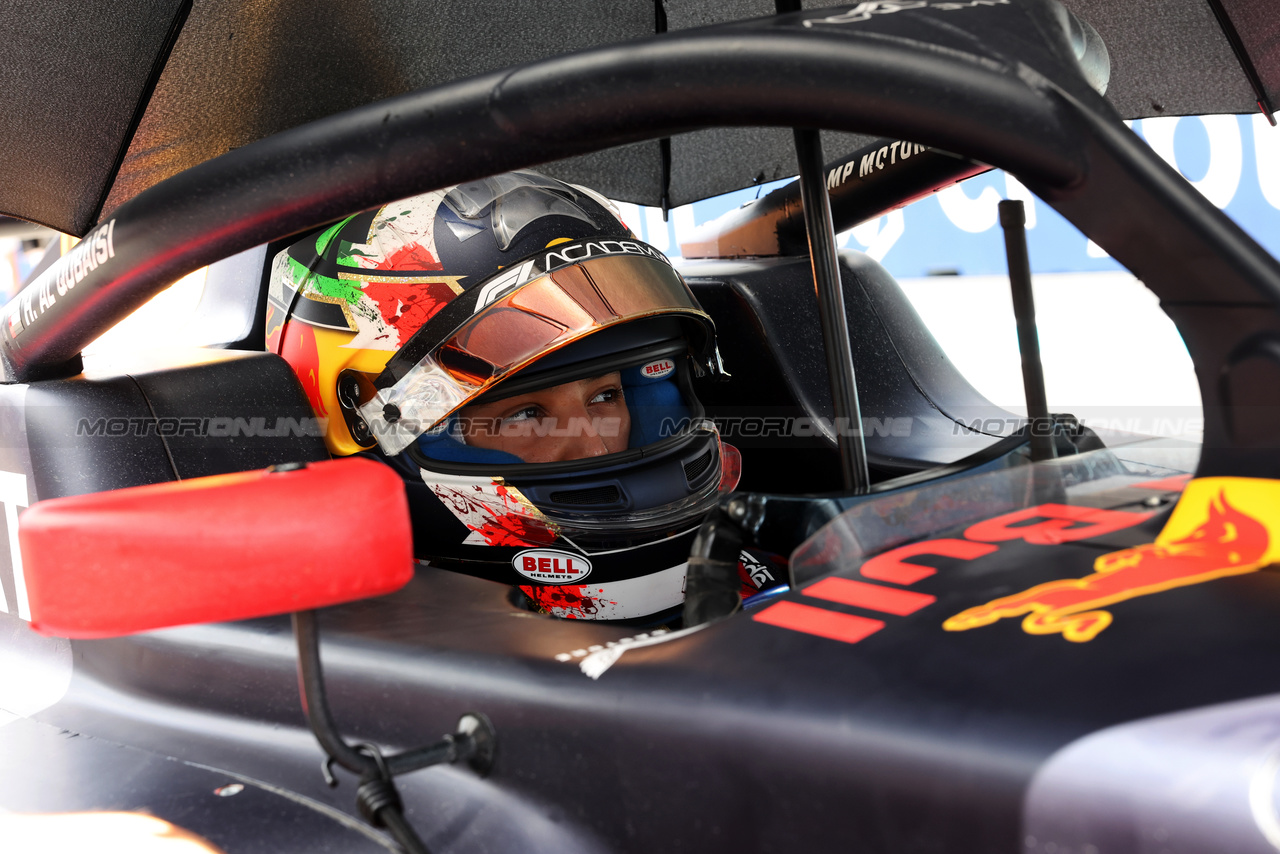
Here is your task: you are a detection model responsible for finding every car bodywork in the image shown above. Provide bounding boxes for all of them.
[2,1,1280,852]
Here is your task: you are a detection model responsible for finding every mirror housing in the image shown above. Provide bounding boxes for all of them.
[21,457,413,638]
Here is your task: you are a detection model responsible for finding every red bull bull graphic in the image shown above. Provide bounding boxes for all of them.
[945,478,1279,642]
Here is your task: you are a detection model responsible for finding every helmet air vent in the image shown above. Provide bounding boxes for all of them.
[683,449,714,485]
[548,485,623,506]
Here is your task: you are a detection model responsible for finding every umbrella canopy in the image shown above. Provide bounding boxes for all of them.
[1,0,1274,237]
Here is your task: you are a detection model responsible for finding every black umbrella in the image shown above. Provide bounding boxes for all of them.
[1,0,1274,237]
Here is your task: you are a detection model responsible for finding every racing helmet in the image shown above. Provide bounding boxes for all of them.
[268,171,739,623]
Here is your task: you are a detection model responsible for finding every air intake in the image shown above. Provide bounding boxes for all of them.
[683,450,714,484]
[549,485,622,506]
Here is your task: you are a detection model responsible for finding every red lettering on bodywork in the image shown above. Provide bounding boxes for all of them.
[965,504,1152,546]
[861,539,998,584]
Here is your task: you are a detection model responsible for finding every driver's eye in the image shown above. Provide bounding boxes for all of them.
[504,406,542,423]
[590,387,622,405]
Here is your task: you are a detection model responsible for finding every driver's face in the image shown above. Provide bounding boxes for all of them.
[458,372,631,463]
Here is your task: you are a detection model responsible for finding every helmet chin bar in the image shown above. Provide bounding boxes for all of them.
[413,419,730,551]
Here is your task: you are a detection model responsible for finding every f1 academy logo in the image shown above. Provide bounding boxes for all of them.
[473,238,671,311]
[541,238,670,272]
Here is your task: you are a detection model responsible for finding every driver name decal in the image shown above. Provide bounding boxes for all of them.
[554,624,709,680]
[7,220,116,338]
[514,549,592,584]
[802,0,1009,28]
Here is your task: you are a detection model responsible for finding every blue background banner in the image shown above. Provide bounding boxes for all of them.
[628,115,1280,278]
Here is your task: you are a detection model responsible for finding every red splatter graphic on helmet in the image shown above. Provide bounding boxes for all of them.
[430,482,558,547]
[361,279,459,344]
[520,585,618,619]
[472,514,558,547]
[278,321,326,417]
[372,242,443,272]
[487,483,558,545]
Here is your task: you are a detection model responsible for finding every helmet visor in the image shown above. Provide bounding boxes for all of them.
[361,253,711,455]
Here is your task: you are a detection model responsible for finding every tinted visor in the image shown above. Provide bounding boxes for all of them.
[362,254,712,455]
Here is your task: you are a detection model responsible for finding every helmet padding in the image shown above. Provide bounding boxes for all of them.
[621,365,689,447]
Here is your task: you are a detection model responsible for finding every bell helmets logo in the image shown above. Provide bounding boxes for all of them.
[642,359,675,379]
[513,549,592,584]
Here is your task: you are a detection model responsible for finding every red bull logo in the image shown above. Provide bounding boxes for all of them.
[945,478,1279,642]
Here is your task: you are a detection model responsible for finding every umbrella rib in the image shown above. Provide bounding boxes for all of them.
[1203,0,1276,125]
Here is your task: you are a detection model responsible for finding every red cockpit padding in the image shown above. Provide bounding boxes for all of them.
[21,457,413,638]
